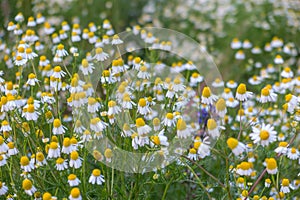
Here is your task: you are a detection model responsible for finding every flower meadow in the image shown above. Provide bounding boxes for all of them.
[0,0,300,200]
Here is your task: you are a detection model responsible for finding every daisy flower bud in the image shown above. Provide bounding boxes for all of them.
[104,148,113,162]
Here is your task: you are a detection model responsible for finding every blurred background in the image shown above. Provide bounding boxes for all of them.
[1,0,300,80]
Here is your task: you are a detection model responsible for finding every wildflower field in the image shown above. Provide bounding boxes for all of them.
[0,0,299,199]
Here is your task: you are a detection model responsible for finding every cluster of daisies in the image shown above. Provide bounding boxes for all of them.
[0,6,299,200]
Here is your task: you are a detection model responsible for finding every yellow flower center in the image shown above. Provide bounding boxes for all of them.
[140,65,147,72]
[20,156,29,166]
[96,48,103,54]
[27,104,35,113]
[227,137,239,150]
[81,59,89,68]
[291,147,296,154]
[136,118,145,127]
[43,192,52,200]
[57,44,64,50]
[166,113,173,120]
[36,152,45,162]
[239,162,250,170]
[104,148,112,158]
[216,98,226,111]
[70,188,80,198]
[189,148,196,154]
[92,169,101,176]
[153,118,160,126]
[138,98,146,107]
[90,117,100,125]
[70,151,79,160]
[108,100,116,107]
[237,84,246,94]
[260,130,269,140]
[53,119,61,128]
[202,87,211,98]
[261,88,270,96]
[56,158,64,164]
[152,135,160,145]
[22,179,32,190]
[53,66,61,72]
[267,158,277,170]
[49,142,58,149]
[176,119,186,131]
[282,179,289,186]
[174,77,181,85]
[285,94,292,102]
[63,138,71,147]
[207,119,217,130]
[68,174,77,180]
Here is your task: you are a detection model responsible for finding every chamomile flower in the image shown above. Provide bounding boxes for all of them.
[69,188,82,200]
[35,152,47,166]
[153,118,161,131]
[7,142,18,156]
[0,136,8,153]
[235,50,245,60]
[24,104,40,121]
[0,120,12,132]
[90,117,108,132]
[52,66,66,79]
[0,155,7,166]
[56,44,68,57]
[280,179,292,193]
[89,169,105,185]
[250,124,277,147]
[93,47,109,61]
[137,98,151,115]
[201,87,218,105]
[236,162,253,176]
[207,118,220,139]
[259,87,277,103]
[137,65,150,79]
[274,142,289,154]
[235,83,252,101]
[188,148,198,160]
[79,59,94,75]
[0,182,8,195]
[68,174,81,186]
[227,137,246,156]
[22,179,37,196]
[70,151,82,169]
[176,119,191,139]
[162,113,176,127]
[215,98,227,118]
[26,73,39,86]
[55,157,68,171]
[231,38,242,49]
[111,35,123,45]
[287,147,299,160]
[266,158,278,174]
[281,67,294,78]
[47,142,60,159]
[108,100,121,115]
[136,118,151,135]
[52,119,66,135]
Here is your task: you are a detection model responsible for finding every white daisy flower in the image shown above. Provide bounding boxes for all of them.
[201,87,218,105]
[68,174,81,186]
[235,83,253,101]
[89,169,105,185]
[249,124,277,147]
